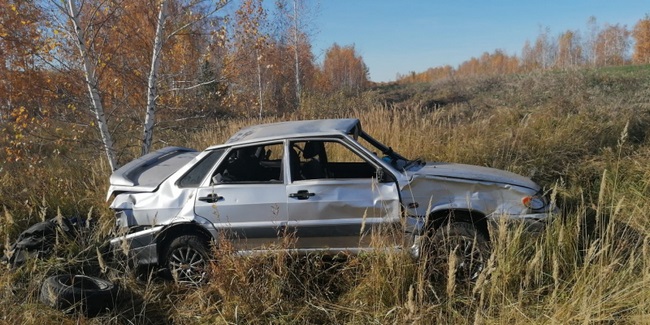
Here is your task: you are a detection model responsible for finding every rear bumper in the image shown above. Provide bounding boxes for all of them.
[109,226,163,267]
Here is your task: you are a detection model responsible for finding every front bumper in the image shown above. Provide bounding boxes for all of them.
[486,211,556,234]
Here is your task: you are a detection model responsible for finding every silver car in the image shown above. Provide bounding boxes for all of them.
[107,119,555,283]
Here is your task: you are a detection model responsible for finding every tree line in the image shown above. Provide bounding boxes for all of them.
[397,16,650,83]
[0,0,369,170]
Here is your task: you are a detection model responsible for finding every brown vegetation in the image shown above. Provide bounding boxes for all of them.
[2,65,650,323]
[4,2,650,323]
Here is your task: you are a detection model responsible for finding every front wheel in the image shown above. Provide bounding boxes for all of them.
[163,235,211,285]
[427,222,488,282]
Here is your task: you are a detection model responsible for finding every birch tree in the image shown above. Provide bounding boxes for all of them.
[229,0,269,119]
[51,0,119,171]
[274,0,316,108]
[48,0,229,165]
[141,0,229,155]
[141,0,168,156]
[555,30,583,68]
[593,24,630,66]
[291,0,301,105]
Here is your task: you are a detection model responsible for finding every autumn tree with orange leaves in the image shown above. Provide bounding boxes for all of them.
[0,1,55,163]
[593,23,630,66]
[633,15,650,64]
[227,0,271,118]
[555,30,583,68]
[40,0,229,168]
[456,50,519,76]
[321,43,368,95]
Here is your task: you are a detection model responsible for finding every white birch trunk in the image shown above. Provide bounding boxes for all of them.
[292,0,301,107]
[66,0,118,171]
[256,49,263,119]
[141,0,168,156]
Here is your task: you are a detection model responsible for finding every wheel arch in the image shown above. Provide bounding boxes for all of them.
[427,209,489,239]
[155,222,213,261]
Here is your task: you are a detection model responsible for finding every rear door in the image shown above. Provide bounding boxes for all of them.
[286,139,401,252]
[193,142,288,251]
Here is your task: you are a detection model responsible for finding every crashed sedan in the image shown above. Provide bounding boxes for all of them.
[107,119,556,283]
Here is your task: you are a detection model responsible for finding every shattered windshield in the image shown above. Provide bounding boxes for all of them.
[356,131,424,170]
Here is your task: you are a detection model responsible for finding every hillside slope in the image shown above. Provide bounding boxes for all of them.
[1,66,650,323]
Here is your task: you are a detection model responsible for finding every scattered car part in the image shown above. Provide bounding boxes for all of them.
[3,217,76,268]
[39,274,117,316]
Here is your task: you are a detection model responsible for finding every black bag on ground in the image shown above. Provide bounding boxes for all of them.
[3,217,76,267]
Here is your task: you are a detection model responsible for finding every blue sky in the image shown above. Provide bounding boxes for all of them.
[312,1,648,82]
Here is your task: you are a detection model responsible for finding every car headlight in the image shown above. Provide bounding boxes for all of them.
[522,196,546,210]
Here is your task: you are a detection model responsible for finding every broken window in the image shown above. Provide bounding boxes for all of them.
[290,140,377,181]
[212,143,284,184]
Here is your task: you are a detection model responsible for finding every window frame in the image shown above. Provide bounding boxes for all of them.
[209,141,286,185]
[289,137,391,182]
[176,149,226,188]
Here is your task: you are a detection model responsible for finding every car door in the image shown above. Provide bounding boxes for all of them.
[285,139,401,252]
[193,142,288,251]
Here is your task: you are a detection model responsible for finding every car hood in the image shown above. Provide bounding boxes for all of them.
[409,162,539,190]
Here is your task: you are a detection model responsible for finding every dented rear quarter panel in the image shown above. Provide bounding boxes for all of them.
[109,150,219,228]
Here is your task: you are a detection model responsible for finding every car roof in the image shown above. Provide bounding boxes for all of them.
[209,118,361,148]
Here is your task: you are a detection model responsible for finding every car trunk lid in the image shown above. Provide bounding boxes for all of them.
[106,146,198,201]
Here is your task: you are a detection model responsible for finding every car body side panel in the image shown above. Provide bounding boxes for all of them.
[286,178,401,249]
[401,175,538,219]
[110,180,195,229]
[194,183,288,250]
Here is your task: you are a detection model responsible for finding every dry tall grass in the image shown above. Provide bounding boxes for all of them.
[1,67,650,323]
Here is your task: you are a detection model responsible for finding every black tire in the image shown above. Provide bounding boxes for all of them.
[428,222,488,281]
[39,274,117,316]
[163,235,210,285]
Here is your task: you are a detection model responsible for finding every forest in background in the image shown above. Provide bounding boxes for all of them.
[2,0,650,173]
[398,15,650,83]
[1,0,369,171]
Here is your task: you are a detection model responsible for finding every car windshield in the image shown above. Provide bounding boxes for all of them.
[356,131,424,170]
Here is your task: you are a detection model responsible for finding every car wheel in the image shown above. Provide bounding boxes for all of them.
[39,274,117,316]
[429,222,488,282]
[164,235,210,285]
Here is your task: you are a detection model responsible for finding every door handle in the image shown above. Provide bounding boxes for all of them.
[289,190,315,200]
[198,193,223,203]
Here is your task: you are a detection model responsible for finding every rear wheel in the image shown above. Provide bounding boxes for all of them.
[428,222,488,281]
[163,235,210,285]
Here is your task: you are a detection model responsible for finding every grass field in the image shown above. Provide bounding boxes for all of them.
[1,66,650,323]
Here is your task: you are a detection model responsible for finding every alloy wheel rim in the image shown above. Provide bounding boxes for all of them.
[169,246,207,284]
[450,237,484,280]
